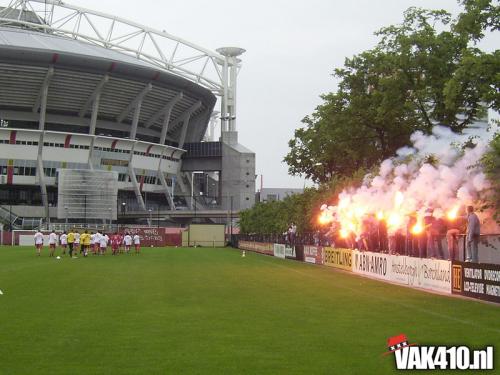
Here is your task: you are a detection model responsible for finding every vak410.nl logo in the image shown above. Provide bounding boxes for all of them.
[385,334,494,370]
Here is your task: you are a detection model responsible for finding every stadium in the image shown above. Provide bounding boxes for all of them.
[0,0,255,229]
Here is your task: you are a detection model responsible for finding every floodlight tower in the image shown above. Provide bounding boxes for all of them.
[216,47,245,145]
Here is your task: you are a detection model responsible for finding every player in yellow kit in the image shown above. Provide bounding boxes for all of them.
[80,230,91,257]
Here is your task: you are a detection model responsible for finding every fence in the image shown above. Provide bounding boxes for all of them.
[236,233,500,264]
[236,241,500,304]
[1,227,182,247]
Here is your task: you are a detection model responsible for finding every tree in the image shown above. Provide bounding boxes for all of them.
[481,132,500,222]
[285,5,499,183]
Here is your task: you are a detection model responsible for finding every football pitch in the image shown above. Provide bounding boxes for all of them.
[0,246,498,374]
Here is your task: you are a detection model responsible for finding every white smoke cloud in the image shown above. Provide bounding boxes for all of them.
[321,122,497,235]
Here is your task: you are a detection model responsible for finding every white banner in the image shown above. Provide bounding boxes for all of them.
[390,255,419,287]
[285,246,296,258]
[352,251,451,294]
[352,250,390,281]
[273,243,285,259]
[417,258,451,294]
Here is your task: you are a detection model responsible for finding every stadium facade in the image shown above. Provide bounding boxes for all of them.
[0,0,255,228]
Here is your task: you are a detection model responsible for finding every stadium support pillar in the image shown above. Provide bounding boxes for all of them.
[158,171,175,210]
[34,66,54,131]
[36,132,50,227]
[129,101,142,140]
[128,143,146,211]
[178,115,190,149]
[87,136,95,170]
[145,91,183,128]
[89,91,101,135]
[159,111,171,146]
[117,83,152,123]
[128,165,146,211]
[157,148,175,210]
[79,74,109,118]
[171,101,201,149]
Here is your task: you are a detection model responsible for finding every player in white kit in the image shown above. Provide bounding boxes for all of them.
[123,233,132,253]
[99,232,108,255]
[59,231,68,255]
[133,234,141,254]
[34,230,44,256]
[48,230,58,257]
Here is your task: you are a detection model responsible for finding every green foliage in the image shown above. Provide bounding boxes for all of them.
[481,132,500,222]
[240,172,365,235]
[284,3,499,184]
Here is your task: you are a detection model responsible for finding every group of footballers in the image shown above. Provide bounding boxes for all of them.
[33,229,141,257]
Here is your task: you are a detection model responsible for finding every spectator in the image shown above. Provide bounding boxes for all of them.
[405,214,418,256]
[445,214,466,261]
[431,216,446,259]
[466,206,480,263]
[421,209,436,258]
[289,222,297,244]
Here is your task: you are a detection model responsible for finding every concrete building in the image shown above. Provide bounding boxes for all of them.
[257,188,304,203]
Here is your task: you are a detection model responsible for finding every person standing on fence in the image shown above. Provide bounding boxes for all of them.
[423,209,436,258]
[59,231,68,255]
[67,229,75,258]
[432,216,446,259]
[466,206,481,263]
[289,223,297,244]
[445,214,466,261]
[34,229,44,256]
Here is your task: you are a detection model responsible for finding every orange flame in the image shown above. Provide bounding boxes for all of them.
[376,211,384,221]
[339,228,349,238]
[387,212,402,229]
[447,205,460,221]
[318,211,333,225]
[411,221,423,235]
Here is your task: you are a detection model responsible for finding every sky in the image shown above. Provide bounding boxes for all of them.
[72,0,497,189]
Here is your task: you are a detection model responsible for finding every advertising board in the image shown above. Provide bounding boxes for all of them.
[324,248,352,271]
[303,245,324,265]
[452,261,500,303]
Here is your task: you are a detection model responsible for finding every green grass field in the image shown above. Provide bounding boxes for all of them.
[0,246,498,374]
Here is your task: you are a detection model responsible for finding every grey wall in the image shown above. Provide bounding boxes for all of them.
[221,142,255,211]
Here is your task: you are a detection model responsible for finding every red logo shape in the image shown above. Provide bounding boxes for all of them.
[384,334,416,355]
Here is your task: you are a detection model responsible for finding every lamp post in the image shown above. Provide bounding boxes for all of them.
[64,206,68,230]
[109,207,112,231]
[148,208,152,227]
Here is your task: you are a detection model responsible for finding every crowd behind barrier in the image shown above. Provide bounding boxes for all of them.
[236,232,500,264]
